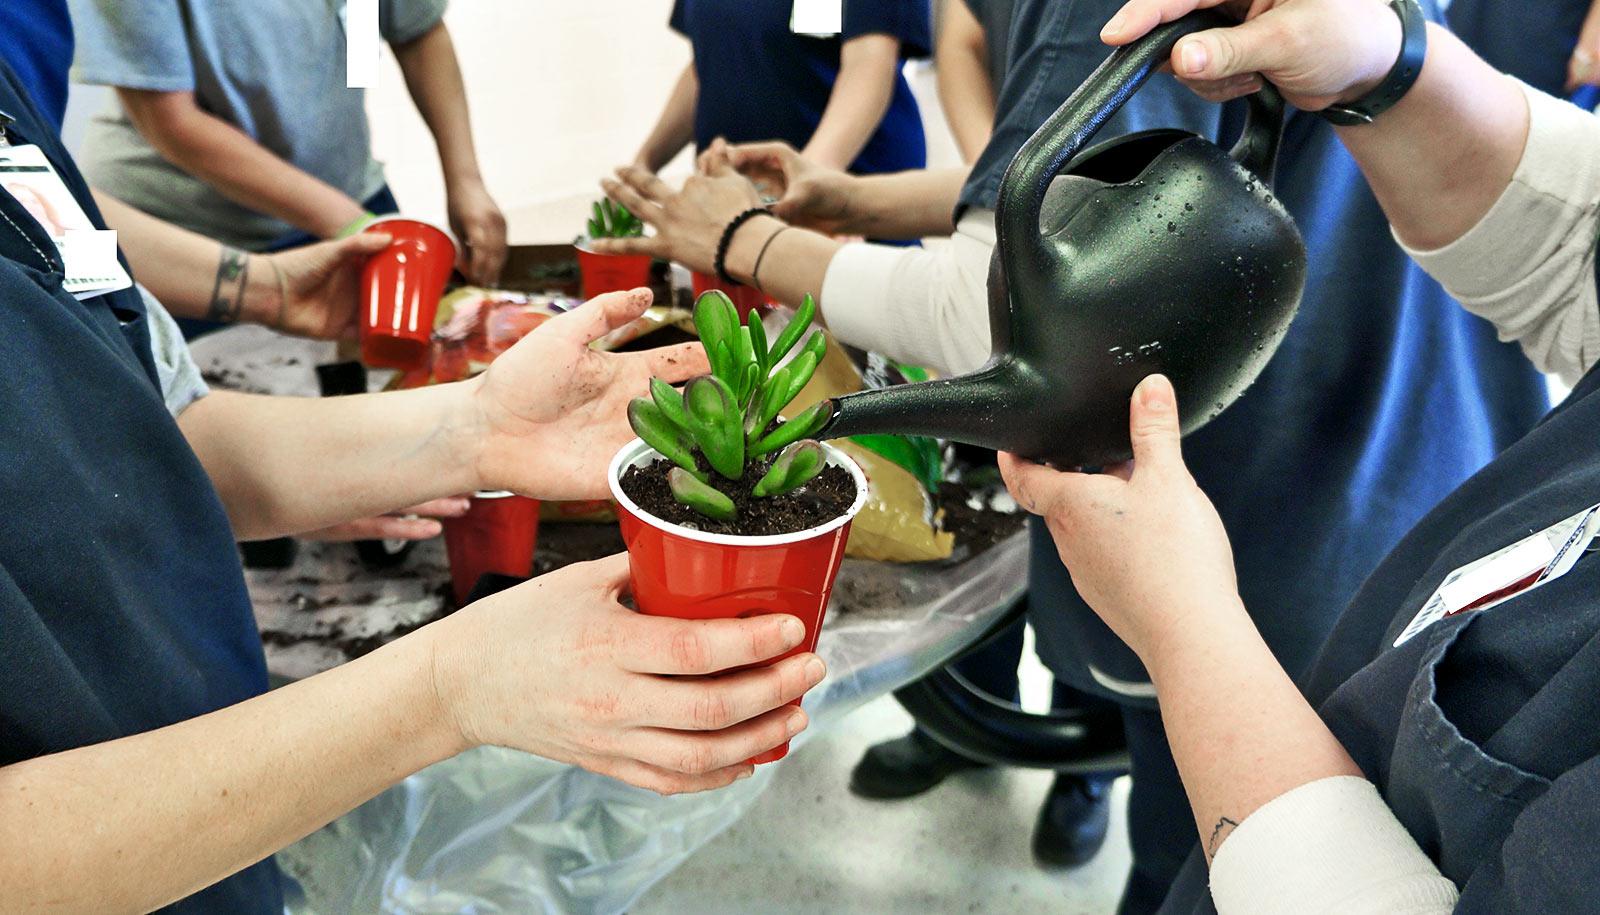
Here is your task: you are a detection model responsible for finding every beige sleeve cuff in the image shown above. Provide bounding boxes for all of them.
[819,212,997,376]
[1209,776,1458,915]
[1398,81,1600,386]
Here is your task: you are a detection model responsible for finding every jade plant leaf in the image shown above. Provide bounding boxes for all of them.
[628,400,702,480]
[649,378,691,432]
[752,441,826,498]
[669,468,736,521]
[748,311,769,374]
[684,375,745,480]
[750,401,831,458]
[768,293,817,366]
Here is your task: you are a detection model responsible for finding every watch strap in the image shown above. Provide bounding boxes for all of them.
[1321,0,1428,127]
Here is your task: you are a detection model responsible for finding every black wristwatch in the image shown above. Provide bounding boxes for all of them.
[1320,0,1428,126]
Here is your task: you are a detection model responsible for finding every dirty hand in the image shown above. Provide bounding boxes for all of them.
[469,288,709,501]
[1099,0,1405,111]
[301,496,471,541]
[428,554,826,794]
[1568,0,1600,90]
[447,176,509,287]
[258,232,393,340]
[999,375,1243,664]
[594,161,763,274]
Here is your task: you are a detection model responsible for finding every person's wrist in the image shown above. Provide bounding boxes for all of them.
[239,254,286,328]
[413,614,479,757]
[458,373,505,492]
[723,214,786,285]
[1139,592,1252,680]
[1335,0,1409,105]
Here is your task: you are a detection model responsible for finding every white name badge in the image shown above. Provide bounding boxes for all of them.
[792,0,843,36]
[1394,502,1600,647]
[0,144,131,299]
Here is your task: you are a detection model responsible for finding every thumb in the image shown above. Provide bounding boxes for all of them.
[336,231,393,258]
[1127,374,1184,472]
[1171,18,1287,82]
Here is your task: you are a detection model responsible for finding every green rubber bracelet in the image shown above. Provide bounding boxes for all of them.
[336,212,379,239]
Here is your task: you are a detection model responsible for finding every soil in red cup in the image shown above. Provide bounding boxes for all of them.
[608,438,868,764]
[360,217,457,370]
[575,243,653,298]
[441,491,540,606]
[691,271,770,315]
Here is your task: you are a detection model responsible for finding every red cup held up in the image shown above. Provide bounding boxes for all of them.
[360,217,457,370]
[441,490,541,607]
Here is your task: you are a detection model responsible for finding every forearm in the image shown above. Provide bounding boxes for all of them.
[393,23,484,188]
[92,190,286,326]
[0,632,457,913]
[179,384,485,540]
[936,5,996,164]
[637,64,699,172]
[1339,25,1529,251]
[836,167,968,238]
[1143,600,1362,862]
[720,214,841,311]
[803,35,900,170]
[121,90,366,239]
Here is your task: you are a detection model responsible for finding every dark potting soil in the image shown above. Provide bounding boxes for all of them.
[934,479,1026,557]
[620,457,857,537]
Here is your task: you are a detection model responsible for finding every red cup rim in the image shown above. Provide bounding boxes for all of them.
[608,437,868,547]
[368,215,458,259]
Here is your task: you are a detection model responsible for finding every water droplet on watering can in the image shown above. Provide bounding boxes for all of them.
[1167,222,1177,233]
[1184,202,1194,212]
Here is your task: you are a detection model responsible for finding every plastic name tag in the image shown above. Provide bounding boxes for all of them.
[1394,502,1600,647]
[791,0,843,36]
[0,145,131,299]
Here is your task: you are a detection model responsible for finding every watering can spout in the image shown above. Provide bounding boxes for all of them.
[817,362,1024,451]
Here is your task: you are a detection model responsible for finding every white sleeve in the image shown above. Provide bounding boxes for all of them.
[1398,81,1600,386]
[139,284,210,417]
[1209,776,1459,915]
[819,211,996,376]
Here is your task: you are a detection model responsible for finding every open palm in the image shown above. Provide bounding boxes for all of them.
[472,288,709,501]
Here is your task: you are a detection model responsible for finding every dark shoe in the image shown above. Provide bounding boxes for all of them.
[849,729,988,799]
[1033,774,1112,868]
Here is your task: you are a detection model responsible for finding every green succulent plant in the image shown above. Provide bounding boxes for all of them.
[628,290,832,521]
[587,199,644,239]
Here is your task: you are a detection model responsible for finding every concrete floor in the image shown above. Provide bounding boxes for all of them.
[635,695,1133,915]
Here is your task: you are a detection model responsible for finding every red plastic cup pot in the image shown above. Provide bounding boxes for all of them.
[608,438,869,764]
[441,490,540,606]
[575,242,653,298]
[360,217,457,370]
[692,271,770,314]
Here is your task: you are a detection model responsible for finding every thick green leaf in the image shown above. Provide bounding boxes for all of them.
[734,326,757,398]
[628,400,702,479]
[747,310,769,375]
[767,293,817,365]
[781,352,817,407]
[750,364,791,437]
[669,468,737,521]
[649,378,691,432]
[751,401,831,457]
[800,329,827,367]
[708,341,736,390]
[737,362,761,410]
[693,291,739,361]
[753,441,826,498]
[684,376,745,479]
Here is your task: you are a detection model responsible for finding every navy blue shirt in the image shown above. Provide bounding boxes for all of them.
[1449,0,1600,108]
[0,60,280,913]
[1160,354,1600,914]
[975,0,1551,692]
[670,0,930,175]
[0,0,73,129]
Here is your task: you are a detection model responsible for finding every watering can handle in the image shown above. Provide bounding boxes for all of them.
[995,10,1285,282]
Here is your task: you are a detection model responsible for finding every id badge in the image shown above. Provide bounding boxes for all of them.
[0,145,132,299]
[1394,502,1600,647]
[791,0,843,36]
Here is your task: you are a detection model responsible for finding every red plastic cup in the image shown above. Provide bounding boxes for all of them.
[441,490,541,606]
[360,217,457,370]
[692,271,770,314]
[575,243,653,298]
[608,439,868,764]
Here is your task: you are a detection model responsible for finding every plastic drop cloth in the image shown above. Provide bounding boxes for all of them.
[190,327,1027,915]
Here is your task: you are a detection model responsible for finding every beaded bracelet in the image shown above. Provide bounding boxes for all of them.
[714,206,772,286]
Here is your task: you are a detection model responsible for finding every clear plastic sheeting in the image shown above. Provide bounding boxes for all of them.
[273,537,1024,915]
[188,327,1027,914]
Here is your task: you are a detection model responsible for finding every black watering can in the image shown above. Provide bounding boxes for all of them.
[816,10,1307,467]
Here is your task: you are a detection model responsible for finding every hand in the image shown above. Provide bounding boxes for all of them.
[254,233,392,340]
[428,554,826,793]
[1099,0,1404,111]
[998,375,1243,664]
[469,288,710,500]
[594,161,764,275]
[1569,0,1600,91]
[714,139,858,234]
[301,496,470,541]
[447,177,509,287]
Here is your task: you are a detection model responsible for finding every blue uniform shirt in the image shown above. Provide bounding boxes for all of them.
[964,0,1550,694]
[670,0,930,175]
[0,60,280,913]
[0,0,73,128]
[1448,0,1600,108]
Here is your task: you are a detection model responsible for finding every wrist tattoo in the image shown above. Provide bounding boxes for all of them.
[1205,816,1240,861]
[208,246,250,323]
